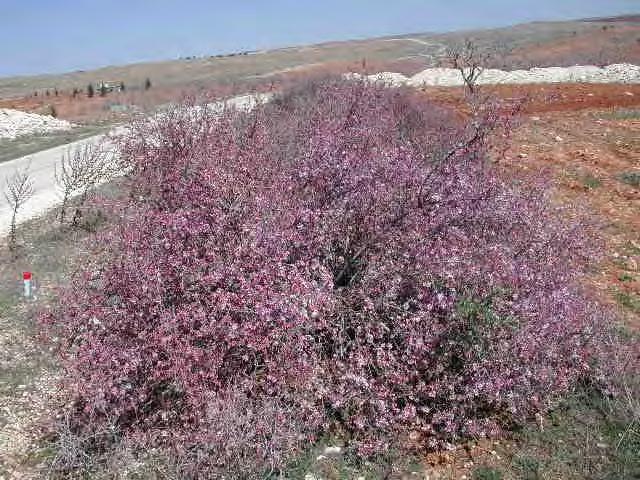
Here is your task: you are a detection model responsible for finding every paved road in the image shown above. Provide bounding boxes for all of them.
[0,133,112,235]
[0,92,273,236]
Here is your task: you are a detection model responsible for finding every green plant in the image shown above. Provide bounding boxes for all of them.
[78,208,108,233]
[512,455,541,480]
[614,291,640,313]
[619,171,640,188]
[623,241,640,256]
[580,174,602,190]
[473,466,503,480]
[608,109,640,121]
[512,387,640,480]
[619,273,635,283]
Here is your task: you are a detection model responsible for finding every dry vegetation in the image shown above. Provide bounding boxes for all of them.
[0,185,121,478]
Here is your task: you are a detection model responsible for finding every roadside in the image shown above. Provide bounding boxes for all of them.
[0,191,121,477]
[0,92,274,237]
[0,132,116,235]
[0,123,113,165]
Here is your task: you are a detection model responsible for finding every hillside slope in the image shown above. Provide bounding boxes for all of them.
[0,15,638,100]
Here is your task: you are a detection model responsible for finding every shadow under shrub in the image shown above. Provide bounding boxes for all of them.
[42,79,629,475]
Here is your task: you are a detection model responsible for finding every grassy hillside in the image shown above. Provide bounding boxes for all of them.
[1,16,638,100]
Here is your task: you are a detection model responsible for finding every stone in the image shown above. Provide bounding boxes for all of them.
[323,445,342,456]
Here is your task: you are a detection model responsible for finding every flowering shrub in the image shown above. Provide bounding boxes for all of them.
[43,79,617,471]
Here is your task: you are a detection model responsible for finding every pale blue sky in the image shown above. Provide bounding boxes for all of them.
[0,0,638,77]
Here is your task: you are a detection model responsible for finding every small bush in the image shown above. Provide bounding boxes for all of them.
[512,455,541,480]
[615,290,640,313]
[580,173,602,189]
[43,79,624,474]
[77,208,108,233]
[620,171,640,188]
[473,466,503,480]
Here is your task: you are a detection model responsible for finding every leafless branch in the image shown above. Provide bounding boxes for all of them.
[4,162,34,250]
[55,142,118,226]
[447,39,491,94]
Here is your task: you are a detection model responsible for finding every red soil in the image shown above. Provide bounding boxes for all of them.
[424,83,640,330]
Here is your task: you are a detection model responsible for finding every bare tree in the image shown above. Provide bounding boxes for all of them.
[4,163,34,250]
[447,39,491,94]
[56,145,91,225]
[55,143,118,226]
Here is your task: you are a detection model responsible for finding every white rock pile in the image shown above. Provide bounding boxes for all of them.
[0,108,73,140]
[208,92,274,113]
[347,63,640,88]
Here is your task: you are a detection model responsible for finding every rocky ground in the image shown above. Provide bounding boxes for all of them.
[351,63,640,87]
[0,110,72,141]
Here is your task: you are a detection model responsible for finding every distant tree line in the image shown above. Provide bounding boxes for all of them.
[31,78,151,100]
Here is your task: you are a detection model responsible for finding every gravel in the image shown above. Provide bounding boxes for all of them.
[347,63,640,87]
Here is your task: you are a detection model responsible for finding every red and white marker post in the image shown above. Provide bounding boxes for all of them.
[23,271,32,298]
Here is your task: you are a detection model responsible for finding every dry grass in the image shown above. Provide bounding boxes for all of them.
[0,184,122,478]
